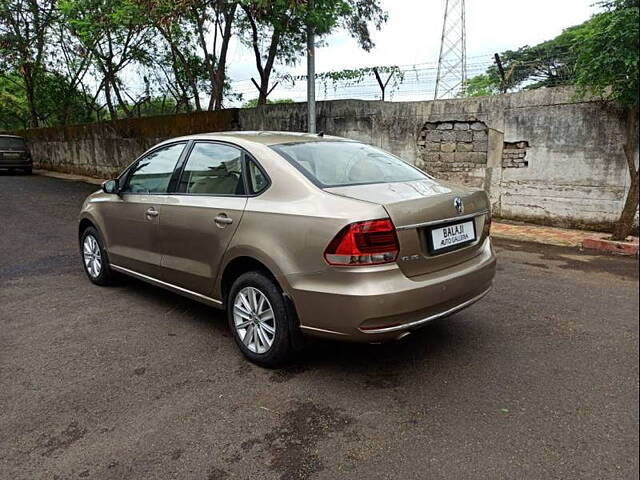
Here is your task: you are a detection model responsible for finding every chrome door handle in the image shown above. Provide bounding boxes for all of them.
[145,207,159,218]
[214,214,233,226]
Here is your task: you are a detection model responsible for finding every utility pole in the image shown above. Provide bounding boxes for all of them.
[434,0,467,99]
[306,0,316,133]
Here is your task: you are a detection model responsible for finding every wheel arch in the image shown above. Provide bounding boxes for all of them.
[78,217,96,238]
[220,256,282,308]
[78,214,109,252]
[219,253,304,350]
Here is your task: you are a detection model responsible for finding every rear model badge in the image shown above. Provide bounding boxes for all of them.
[454,197,464,214]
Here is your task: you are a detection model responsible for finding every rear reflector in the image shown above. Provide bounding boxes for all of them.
[324,218,399,266]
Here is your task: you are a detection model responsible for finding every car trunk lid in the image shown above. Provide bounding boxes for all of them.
[324,179,490,277]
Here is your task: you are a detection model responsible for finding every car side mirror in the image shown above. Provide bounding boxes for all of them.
[102,179,119,194]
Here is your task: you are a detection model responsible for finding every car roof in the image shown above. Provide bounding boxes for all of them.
[0,134,25,139]
[177,131,352,146]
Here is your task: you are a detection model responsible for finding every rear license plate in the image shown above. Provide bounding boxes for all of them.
[428,219,476,254]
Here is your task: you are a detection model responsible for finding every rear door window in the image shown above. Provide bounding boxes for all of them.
[122,143,185,194]
[177,143,245,195]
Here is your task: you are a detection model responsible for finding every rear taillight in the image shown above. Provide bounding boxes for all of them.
[484,211,492,236]
[324,218,399,266]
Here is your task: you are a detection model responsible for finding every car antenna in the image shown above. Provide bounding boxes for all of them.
[317,131,324,137]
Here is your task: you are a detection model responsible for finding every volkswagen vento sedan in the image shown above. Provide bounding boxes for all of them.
[79,131,496,366]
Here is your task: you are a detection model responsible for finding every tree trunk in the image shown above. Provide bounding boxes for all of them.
[103,79,117,120]
[212,3,237,110]
[611,106,639,241]
[255,28,280,106]
[23,67,40,128]
[257,75,269,105]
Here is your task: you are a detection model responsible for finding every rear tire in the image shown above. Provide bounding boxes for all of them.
[227,271,292,367]
[24,167,32,175]
[80,226,114,286]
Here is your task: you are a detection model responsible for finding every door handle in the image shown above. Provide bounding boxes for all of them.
[145,207,159,218]
[214,214,233,226]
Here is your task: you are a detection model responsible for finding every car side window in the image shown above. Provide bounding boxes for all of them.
[122,143,185,194]
[248,160,268,194]
[178,143,245,195]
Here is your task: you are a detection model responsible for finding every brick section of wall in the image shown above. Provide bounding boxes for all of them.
[417,121,488,178]
[502,141,529,168]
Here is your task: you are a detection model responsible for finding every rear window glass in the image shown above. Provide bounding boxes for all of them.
[270,141,427,187]
[0,137,26,150]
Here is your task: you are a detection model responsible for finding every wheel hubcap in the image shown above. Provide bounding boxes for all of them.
[233,287,276,354]
[83,235,102,278]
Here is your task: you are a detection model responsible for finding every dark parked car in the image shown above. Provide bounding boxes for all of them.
[0,135,32,174]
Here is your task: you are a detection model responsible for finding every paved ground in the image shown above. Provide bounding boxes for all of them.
[1,172,638,480]
[491,222,603,247]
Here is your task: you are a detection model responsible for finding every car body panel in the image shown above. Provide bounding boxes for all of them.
[96,193,169,279]
[79,131,497,341]
[159,195,247,296]
[325,180,491,277]
[287,237,496,341]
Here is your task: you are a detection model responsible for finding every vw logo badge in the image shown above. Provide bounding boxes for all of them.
[454,197,464,214]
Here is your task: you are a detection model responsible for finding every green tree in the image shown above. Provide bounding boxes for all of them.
[0,0,57,127]
[0,72,28,130]
[572,0,639,240]
[239,0,387,105]
[142,0,238,111]
[0,70,95,130]
[60,0,154,119]
[241,97,294,108]
[465,25,584,96]
[464,74,499,97]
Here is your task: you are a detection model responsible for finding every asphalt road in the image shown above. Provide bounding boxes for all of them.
[1,172,638,480]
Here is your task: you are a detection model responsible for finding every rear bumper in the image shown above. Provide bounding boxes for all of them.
[0,160,32,168]
[287,237,496,342]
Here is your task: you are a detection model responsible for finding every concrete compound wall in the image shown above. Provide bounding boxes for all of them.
[19,87,636,231]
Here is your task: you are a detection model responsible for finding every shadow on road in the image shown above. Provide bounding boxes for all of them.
[114,272,467,379]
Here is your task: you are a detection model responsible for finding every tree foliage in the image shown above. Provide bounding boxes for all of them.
[241,97,293,108]
[572,0,639,106]
[464,0,639,238]
[291,64,404,100]
[0,0,389,125]
[0,0,57,127]
[464,74,499,98]
[0,71,94,130]
[238,0,387,105]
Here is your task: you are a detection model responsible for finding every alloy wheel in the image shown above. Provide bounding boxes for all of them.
[233,286,276,354]
[83,234,102,278]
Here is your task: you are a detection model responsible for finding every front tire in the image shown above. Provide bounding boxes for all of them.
[227,271,292,367]
[80,226,114,286]
[24,167,32,175]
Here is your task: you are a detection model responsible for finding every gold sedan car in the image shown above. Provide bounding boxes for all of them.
[79,131,496,366]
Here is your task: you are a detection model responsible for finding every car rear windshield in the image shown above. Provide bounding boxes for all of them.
[270,141,428,187]
[0,137,26,151]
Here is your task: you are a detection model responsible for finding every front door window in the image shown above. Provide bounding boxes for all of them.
[123,143,185,194]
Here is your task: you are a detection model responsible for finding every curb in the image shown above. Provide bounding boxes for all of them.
[582,235,639,256]
[33,169,105,186]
